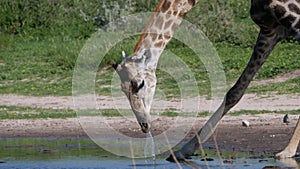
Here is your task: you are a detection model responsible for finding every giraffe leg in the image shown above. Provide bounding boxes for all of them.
[275,117,300,159]
[166,27,286,162]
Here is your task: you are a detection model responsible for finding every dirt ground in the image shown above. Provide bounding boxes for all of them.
[1,93,300,112]
[1,114,299,156]
[1,70,300,156]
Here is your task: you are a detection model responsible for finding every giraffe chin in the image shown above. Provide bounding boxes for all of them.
[139,122,150,133]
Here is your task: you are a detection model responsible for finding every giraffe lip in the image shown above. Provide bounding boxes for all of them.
[139,122,150,133]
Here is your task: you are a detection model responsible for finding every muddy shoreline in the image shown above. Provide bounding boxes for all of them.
[1,114,299,156]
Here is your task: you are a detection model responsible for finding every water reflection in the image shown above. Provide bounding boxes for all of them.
[0,137,299,169]
[278,157,300,168]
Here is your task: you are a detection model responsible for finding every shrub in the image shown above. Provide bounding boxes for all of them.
[0,0,95,39]
[0,0,297,46]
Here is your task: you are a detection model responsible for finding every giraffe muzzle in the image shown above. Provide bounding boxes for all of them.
[139,122,150,133]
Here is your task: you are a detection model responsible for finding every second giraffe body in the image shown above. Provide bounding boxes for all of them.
[169,0,300,161]
[113,0,300,160]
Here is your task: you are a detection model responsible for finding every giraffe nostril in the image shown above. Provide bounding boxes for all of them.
[139,122,150,133]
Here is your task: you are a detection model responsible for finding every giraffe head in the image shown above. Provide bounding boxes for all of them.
[113,50,156,133]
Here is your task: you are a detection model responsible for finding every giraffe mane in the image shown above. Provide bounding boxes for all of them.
[133,0,166,53]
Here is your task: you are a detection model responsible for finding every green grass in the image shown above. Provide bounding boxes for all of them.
[216,42,300,81]
[0,106,131,119]
[0,137,114,160]
[0,34,299,97]
[248,77,300,95]
[160,111,179,117]
[1,106,297,120]
[0,0,299,97]
[0,35,83,96]
[0,106,192,119]
[229,109,300,116]
[0,106,76,119]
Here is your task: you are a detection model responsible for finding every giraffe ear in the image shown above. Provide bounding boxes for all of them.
[113,51,128,70]
[122,51,128,60]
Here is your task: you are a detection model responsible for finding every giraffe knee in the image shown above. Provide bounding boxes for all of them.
[225,92,242,109]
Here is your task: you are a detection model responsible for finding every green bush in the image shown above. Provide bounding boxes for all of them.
[0,0,96,39]
[0,0,299,96]
[186,0,259,47]
[0,0,297,45]
[0,0,158,38]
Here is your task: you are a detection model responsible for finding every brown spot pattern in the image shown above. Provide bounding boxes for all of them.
[158,34,163,40]
[288,3,300,14]
[178,11,186,18]
[274,5,287,19]
[173,0,181,9]
[188,0,196,6]
[280,14,296,27]
[164,34,171,40]
[151,33,157,41]
[154,41,163,47]
[162,0,171,13]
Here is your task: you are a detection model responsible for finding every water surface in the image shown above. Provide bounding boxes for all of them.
[0,137,299,169]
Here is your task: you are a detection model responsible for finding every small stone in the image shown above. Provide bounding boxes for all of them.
[242,120,250,127]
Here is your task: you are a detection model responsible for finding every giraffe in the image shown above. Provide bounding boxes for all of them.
[113,0,198,133]
[167,0,300,161]
[112,0,300,160]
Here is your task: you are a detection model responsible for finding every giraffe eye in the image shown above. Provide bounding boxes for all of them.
[131,80,145,93]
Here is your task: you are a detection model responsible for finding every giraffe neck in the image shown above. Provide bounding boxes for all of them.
[132,0,199,69]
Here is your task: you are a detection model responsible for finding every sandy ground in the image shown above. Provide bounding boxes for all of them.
[1,93,300,112]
